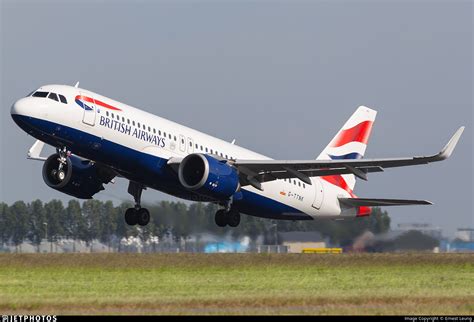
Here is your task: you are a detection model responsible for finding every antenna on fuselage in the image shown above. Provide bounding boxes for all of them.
[231,139,236,145]
[74,81,80,88]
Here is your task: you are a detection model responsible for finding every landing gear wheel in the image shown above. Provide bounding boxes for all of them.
[227,210,241,228]
[137,208,150,226]
[125,208,138,226]
[126,181,150,226]
[215,209,227,227]
[57,169,66,182]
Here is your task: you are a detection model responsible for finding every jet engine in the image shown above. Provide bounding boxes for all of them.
[178,153,239,200]
[42,153,114,199]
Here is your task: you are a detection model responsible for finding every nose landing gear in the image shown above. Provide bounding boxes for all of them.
[49,146,71,183]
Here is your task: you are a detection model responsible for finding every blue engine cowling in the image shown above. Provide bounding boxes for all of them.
[42,153,114,199]
[178,154,240,200]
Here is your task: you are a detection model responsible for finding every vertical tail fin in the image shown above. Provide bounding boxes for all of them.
[317,106,377,191]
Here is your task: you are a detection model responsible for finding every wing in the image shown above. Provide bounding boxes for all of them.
[232,127,464,190]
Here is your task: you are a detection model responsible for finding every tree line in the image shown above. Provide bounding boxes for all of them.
[0,199,391,251]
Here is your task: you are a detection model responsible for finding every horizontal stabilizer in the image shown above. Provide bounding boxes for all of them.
[339,197,432,207]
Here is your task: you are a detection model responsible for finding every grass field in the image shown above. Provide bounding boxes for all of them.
[0,253,472,315]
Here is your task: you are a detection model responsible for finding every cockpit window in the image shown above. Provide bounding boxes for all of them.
[26,90,36,97]
[58,94,67,104]
[48,93,59,102]
[32,91,49,98]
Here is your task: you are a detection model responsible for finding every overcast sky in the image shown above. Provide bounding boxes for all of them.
[1,0,472,237]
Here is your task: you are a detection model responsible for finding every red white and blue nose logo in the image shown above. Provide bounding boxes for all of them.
[75,95,122,111]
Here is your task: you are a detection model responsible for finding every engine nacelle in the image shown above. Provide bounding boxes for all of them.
[178,153,239,200]
[42,153,113,199]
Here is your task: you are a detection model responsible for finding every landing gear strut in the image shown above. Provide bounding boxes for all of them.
[214,208,241,228]
[125,181,150,226]
[50,147,70,183]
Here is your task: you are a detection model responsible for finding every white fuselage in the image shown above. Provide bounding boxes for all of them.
[11,84,356,220]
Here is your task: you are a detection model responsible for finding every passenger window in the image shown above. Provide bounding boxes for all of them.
[190,142,192,147]
[153,128,156,134]
[205,147,208,153]
[200,145,203,150]
[181,138,185,144]
[143,124,146,130]
[148,126,151,132]
[195,143,198,149]
[163,132,166,137]
[58,94,67,104]
[298,182,301,187]
[122,117,125,122]
[127,119,130,124]
[138,122,140,128]
[111,113,115,119]
[32,91,49,98]
[158,130,161,136]
[169,134,172,139]
[117,114,120,120]
[133,121,136,126]
[303,183,306,188]
[106,111,109,117]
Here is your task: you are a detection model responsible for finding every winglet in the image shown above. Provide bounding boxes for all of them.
[436,126,464,161]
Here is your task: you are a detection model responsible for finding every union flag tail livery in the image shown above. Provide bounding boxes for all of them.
[11,84,464,227]
[317,106,377,191]
[316,106,377,217]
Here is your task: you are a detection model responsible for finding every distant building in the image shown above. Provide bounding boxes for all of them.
[394,223,442,240]
[279,231,326,253]
[442,228,474,253]
[454,228,474,242]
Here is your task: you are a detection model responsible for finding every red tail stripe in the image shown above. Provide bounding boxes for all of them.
[75,95,122,111]
[330,120,373,147]
[357,206,372,217]
[321,175,371,217]
[321,175,356,198]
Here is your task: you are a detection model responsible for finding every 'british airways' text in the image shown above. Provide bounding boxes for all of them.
[99,115,166,147]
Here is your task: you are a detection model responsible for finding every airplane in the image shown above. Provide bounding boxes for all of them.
[10,84,464,227]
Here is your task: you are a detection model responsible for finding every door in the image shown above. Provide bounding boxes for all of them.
[179,134,186,152]
[312,178,324,209]
[80,92,96,126]
[187,137,194,154]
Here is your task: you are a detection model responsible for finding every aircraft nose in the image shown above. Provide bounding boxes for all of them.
[11,98,29,116]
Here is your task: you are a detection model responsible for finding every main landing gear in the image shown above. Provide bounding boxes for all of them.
[215,208,241,228]
[125,181,150,226]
